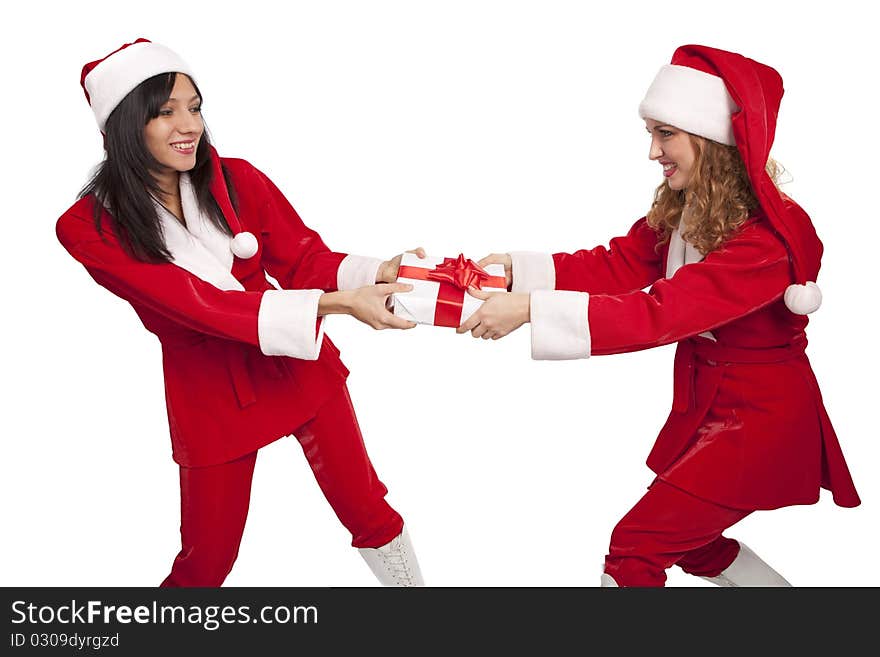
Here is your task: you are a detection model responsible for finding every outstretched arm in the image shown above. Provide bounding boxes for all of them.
[478,217,665,296]
[461,222,792,360]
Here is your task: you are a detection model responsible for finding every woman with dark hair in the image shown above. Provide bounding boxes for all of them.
[57,38,425,587]
[458,44,860,586]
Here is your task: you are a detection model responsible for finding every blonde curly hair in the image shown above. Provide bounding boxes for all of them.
[646,134,781,255]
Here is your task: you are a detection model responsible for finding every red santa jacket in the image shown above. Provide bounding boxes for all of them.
[525,208,860,510]
[56,154,366,467]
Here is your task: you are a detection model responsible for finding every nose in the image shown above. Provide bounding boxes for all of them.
[177,110,203,135]
[648,135,663,161]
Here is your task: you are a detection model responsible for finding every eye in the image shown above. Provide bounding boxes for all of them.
[189,106,202,114]
[158,108,173,116]
[660,129,674,138]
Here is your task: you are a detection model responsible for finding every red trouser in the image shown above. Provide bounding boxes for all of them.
[160,385,404,587]
[603,479,751,587]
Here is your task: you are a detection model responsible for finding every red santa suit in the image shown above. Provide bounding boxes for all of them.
[57,147,404,584]
[515,209,859,511]
[510,44,860,586]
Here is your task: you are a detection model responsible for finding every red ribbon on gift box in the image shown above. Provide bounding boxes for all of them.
[397,254,507,327]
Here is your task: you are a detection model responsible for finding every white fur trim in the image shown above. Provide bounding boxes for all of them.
[84,41,194,131]
[258,289,325,360]
[178,173,234,272]
[230,231,259,259]
[665,222,715,341]
[529,290,590,360]
[337,255,383,290]
[155,187,243,292]
[510,251,555,293]
[638,64,739,145]
[665,222,688,279]
[784,281,822,315]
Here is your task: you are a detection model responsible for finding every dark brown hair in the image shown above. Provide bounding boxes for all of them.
[80,72,234,262]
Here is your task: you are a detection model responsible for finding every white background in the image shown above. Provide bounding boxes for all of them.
[2,0,877,587]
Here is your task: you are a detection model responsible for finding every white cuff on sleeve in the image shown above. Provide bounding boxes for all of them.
[510,251,555,293]
[258,289,325,360]
[529,290,591,360]
[337,254,383,290]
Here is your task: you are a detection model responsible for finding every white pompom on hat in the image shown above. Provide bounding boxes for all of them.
[639,45,824,315]
[80,38,194,132]
[784,281,822,315]
[230,231,259,259]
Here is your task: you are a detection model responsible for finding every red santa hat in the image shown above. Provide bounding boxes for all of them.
[80,38,194,132]
[639,45,823,315]
[80,38,259,260]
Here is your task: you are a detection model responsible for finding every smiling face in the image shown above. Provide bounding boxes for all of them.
[143,74,203,183]
[645,118,698,191]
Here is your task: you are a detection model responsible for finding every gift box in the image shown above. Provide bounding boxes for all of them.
[392,253,507,327]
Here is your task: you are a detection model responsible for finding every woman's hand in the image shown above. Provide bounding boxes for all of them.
[456,288,529,339]
[477,253,512,290]
[350,283,418,329]
[377,247,427,283]
[320,284,417,329]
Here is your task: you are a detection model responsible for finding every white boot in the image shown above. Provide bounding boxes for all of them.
[358,526,424,587]
[600,573,619,587]
[700,541,791,587]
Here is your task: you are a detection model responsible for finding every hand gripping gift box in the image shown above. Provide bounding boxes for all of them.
[392,253,508,327]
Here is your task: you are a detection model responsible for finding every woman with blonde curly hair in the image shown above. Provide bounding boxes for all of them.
[460,44,860,587]
[646,136,778,256]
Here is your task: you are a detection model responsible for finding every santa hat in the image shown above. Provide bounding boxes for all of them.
[80,38,259,260]
[639,45,823,315]
[80,38,194,132]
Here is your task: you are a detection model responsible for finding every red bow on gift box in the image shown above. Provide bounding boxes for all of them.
[426,254,492,290]
[397,254,507,328]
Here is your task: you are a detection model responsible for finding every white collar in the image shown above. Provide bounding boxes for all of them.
[664,220,704,279]
[664,220,716,340]
[155,173,245,291]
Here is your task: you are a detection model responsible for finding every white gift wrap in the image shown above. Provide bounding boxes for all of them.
[392,253,507,326]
